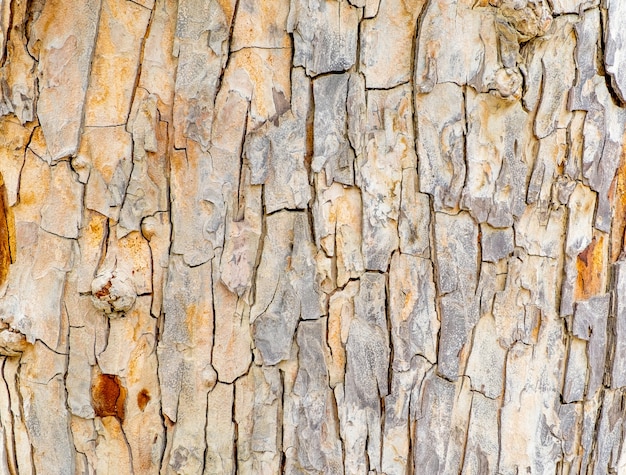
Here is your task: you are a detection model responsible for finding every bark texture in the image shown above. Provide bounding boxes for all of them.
[0,0,625,473]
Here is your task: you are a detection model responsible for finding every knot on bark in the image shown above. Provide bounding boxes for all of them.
[91,270,137,316]
[0,316,29,356]
[492,0,552,41]
[0,328,29,356]
[492,67,523,100]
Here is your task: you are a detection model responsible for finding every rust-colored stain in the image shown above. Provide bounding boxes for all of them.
[137,389,151,411]
[575,235,605,301]
[92,374,126,421]
[94,280,112,299]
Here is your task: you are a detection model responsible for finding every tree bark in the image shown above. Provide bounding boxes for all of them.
[0,0,624,473]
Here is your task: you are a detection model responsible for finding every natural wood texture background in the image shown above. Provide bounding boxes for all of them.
[0,0,625,473]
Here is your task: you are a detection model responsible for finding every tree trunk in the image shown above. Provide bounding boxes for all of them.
[0,0,624,473]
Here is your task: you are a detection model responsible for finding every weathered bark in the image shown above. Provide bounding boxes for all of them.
[0,0,625,473]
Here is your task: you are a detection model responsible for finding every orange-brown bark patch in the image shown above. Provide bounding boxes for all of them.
[137,389,151,411]
[92,373,126,420]
[0,184,11,287]
[575,235,606,300]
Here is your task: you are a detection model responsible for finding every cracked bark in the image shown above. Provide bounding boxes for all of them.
[0,0,626,473]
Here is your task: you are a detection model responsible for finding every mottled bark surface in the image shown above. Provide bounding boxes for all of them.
[0,0,625,474]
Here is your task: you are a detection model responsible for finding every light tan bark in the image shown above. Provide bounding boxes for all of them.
[0,0,624,473]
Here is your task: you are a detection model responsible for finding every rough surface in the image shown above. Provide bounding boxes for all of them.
[0,0,625,473]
